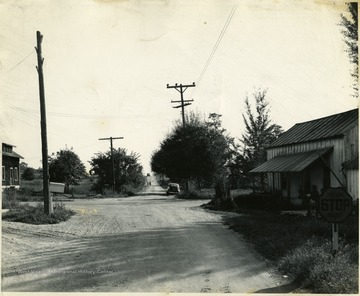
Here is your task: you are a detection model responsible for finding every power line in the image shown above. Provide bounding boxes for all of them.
[196,4,238,86]
[6,103,79,138]
[6,50,35,73]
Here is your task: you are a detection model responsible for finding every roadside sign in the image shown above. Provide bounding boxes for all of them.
[319,187,353,223]
[49,182,65,194]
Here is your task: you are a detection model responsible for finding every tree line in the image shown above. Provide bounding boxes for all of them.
[21,147,145,195]
[151,89,283,200]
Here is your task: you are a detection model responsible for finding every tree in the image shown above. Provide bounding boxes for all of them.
[151,112,233,199]
[232,89,283,188]
[20,162,35,181]
[340,2,358,97]
[89,148,144,194]
[20,162,28,172]
[21,167,35,181]
[48,148,87,192]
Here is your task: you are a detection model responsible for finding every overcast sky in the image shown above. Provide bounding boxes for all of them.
[0,0,357,173]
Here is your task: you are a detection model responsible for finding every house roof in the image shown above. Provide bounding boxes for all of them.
[2,151,24,159]
[250,147,333,173]
[268,109,358,148]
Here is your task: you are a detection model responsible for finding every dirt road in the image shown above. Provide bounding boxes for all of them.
[2,179,288,292]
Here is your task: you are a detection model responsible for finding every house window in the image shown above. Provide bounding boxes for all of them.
[14,167,18,181]
[2,166,4,181]
[10,167,13,185]
[2,145,12,153]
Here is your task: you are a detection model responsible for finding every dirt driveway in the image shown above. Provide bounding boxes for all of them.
[2,182,289,292]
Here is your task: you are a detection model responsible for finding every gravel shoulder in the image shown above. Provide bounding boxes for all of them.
[2,185,289,292]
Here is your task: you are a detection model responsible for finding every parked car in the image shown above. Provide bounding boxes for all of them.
[166,183,180,195]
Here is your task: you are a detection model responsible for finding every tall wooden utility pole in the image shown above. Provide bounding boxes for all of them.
[167,82,196,128]
[167,82,195,192]
[35,31,52,214]
[99,136,124,193]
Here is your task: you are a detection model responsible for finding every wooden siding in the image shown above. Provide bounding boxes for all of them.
[2,156,20,187]
[267,137,345,187]
[346,169,359,200]
[344,124,358,160]
[266,133,358,200]
[268,160,326,197]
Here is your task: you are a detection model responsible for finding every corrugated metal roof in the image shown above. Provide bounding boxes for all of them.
[269,109,358,148]
[250,147,333,173]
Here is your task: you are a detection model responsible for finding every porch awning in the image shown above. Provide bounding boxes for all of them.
[250,147,333,173]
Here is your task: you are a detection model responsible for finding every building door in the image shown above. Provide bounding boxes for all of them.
[281,173,290,198]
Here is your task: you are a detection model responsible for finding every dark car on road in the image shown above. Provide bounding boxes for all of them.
[166,183,180,195]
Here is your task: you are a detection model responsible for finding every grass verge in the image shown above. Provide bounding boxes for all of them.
[2,203,76,225]
[222,209,358,293]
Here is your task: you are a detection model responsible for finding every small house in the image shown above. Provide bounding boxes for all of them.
[2,143,24,188]
[250,109,358,204]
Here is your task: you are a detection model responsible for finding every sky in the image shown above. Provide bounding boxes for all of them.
[0,0,358,174]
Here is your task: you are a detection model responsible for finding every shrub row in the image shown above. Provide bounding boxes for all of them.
[177,190,214,200]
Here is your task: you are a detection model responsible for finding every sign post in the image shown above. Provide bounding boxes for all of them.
[318,187,352,252]
[332,223,339,252]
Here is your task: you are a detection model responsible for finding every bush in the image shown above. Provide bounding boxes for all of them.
[233,192,306,211]
[309,243,358,293]
[278,240,358,293]
[277,237,330,278]
[224,210,358,293]
[21,167,35,181]
[2,202,75,224]
[2,188,21,209]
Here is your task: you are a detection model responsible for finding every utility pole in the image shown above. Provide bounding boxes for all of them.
[35,31,52,215]
[99,136,123,193]
[167,82,195,192]
[167,82,196,128]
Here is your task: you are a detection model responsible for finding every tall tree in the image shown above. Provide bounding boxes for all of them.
[151,111,233,198]
[234,89,283,188]
[89,148,144,193]
[48,148,87,192]
[340,2,358,97]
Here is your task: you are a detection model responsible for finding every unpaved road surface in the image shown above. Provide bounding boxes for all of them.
[2,179,289,292]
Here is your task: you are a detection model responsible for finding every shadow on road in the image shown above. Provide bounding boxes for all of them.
[137,192,167,196]
[2,224,276,292]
